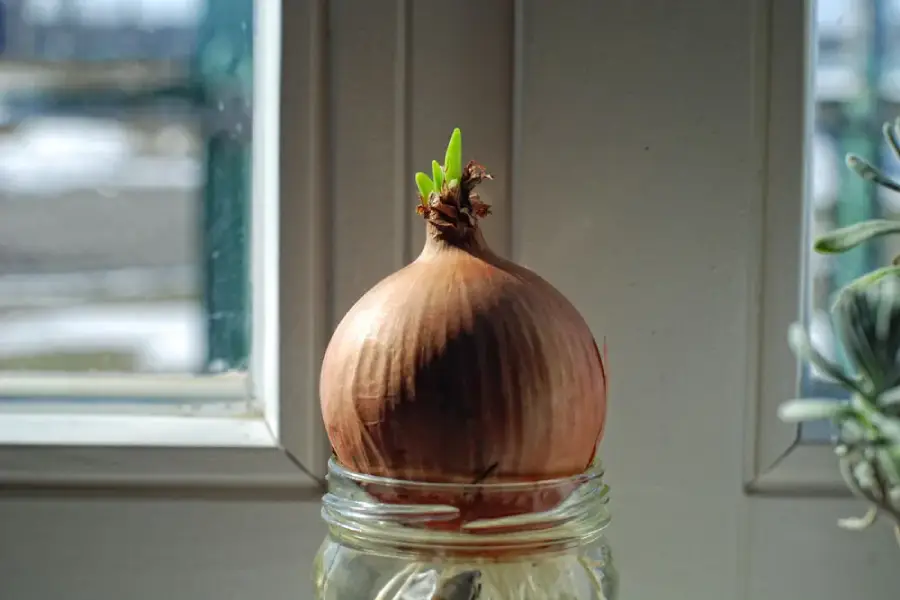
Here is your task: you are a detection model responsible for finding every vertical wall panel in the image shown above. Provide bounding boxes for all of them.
[279,0,333,474]
[514,1,753,599]
[328,1,410,320]
[408,0,515,260]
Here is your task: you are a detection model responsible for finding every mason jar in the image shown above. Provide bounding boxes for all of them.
[313,457,618,599]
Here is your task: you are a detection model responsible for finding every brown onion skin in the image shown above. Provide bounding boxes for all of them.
[319,163,606,522]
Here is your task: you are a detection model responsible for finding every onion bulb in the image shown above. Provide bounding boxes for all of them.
[320,128,607,521]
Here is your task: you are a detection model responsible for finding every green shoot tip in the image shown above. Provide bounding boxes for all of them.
[444,128,462,183]
[415,172,435,201]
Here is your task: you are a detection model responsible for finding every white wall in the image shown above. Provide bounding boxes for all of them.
[3,1,900,599]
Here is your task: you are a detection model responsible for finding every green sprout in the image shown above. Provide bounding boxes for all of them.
[415,172,434,200]
[432,160,444,192]
[414,128,463,202]
[444,127,462,185]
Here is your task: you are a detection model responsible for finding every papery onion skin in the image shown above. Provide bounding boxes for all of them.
[319,142,606,519]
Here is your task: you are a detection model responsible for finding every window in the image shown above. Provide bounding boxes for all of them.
[0,0,327,490]
[1,0,246,378]
[746,0,900,493]
[801,0,900,441]
[744,0,850,494]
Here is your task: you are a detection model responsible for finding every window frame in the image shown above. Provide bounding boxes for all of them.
[744,0,849,496]
[0,1,331,495]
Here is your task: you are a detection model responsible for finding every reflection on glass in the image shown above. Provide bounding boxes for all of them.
[0,0,252,375]
[803,0,900,439]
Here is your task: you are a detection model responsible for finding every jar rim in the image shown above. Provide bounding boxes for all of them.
[320,457,611,557]
[326,456,606,492]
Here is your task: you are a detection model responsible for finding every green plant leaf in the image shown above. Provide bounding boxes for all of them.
[832,266,900,312]
[837,505,879,531]
[884,119,900,162]
[840,418,869,444]
[830,275,900,395]
[444,127,462,183]
[432,160,444,192]
[879,385,900,412]
[846,154,900,194]
[814,220,900,254]
[860,404,900,444]
[777,398,844,423]
[788,323,863,394]
[875,448,900,487]
[415,172,434,200]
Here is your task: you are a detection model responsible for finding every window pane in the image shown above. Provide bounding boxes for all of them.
[802,0,900,440]
[0,0,253,375]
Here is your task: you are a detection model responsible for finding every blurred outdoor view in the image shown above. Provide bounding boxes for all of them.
[0,0,252,375]
[804,0,900,435]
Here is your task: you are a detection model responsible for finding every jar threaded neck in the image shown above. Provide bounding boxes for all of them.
[320,457,611,559]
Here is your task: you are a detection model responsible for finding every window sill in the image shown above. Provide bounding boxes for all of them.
[0,1,332,499]
[746,442,846,496]
[0,413,275,447]
[0,378,328,496]
[0,413,324,497]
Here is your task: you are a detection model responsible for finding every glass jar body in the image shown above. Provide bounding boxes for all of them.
[314,530,617,600]
[312,459,618,600]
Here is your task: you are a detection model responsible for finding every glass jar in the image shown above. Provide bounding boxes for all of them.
[313,457,618,599]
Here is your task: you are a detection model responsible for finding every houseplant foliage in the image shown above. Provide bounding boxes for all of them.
[779,118,900,546]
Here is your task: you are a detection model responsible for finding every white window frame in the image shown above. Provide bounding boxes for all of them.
[0,1,331,494]
[744,0,849,495]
